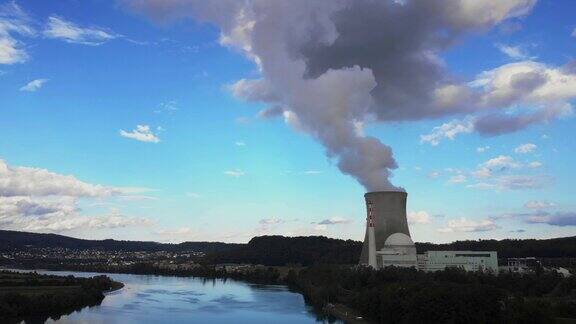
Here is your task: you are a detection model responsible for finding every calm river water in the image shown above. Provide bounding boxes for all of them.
[13,269,340,324]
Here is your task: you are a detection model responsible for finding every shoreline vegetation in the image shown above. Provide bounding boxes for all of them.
[0,270,123,324]
[5,262,576,324]
[2,232,576,323]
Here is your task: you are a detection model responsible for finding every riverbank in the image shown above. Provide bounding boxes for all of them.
[325,303,370,324]
[0,270,124,323]
[3,264,365,324]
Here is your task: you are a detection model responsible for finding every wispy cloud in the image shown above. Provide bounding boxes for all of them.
[496,43,533,60]
[224,169,245,177]
[420,119,473,146]
[235,141,246,147]
[19,78,48,92]
[154,100,178,114]
[476,146,490,153]
[483,155,521,170]
[317,217,351,225]
[467,174,552,191]
[259,217,284,225]
[119,125,160,143]
[155,227,194,236]
[524,200,555,209]
[0,1,34,64]
[514,143,537,154]
[438,217,497,233]
[448,174,467,184]
[525,212,576,227]
[528,161,542,168]
[408,211,431,225]
[186,192,201,199]
[43,16,119,45]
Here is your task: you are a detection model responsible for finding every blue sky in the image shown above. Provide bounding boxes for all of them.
[0,0,575,243]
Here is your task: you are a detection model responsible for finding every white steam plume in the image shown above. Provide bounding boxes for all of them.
[124,0,547,191]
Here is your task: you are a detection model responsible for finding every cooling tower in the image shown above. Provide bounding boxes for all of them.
[360,191,411,266]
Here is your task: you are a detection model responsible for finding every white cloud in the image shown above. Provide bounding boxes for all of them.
[496,43,532,60]
[477,146,490,153]
[475,61,576,109]
[0,1,34,64]
[525,212,576,227]
[224,169,245,177]
[259,217,284,225]
[119,125,160,143]
[154,100,178,114]
[467,174,551,191]
[524,200,555,209]
[472,167,492,179]
[0,196,152,233]
[313,224,327,231]
[317,217,351,225]
[304,170,322,175]
[469,154,546,187]
[235,141,246,146]
[514,143,537,154]
[408,211,431,225]
[254,217,290,235]
[19,78,48,92]
[528,161,542,168]
[155,227,194,236]
[0,159,145,197]
[448,174,467,184]
[438,217,498,233]
[420,119,474,146]
[428,171,441,179]
[17,210,153,232]
[186,192,201,199]
[483,155,521,169]
[43,16,119,45]
[0,159,153,233]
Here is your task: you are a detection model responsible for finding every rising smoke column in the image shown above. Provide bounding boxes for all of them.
[124,0,541,191]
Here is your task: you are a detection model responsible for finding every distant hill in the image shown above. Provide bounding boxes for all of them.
[416,236,576,258]
[209,235,576,266]
[208,235,362,266]
[2,230,575,265]
[0,230,241,253]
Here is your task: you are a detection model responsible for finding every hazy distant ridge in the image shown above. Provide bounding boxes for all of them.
[0,230,240,253]
[2,230,575,264]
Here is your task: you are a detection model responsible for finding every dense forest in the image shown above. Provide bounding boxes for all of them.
[209,235,576,266]
[208,235,362,265]
[417,236,576,258]
[287,265,576,323]
[0,271,123,323]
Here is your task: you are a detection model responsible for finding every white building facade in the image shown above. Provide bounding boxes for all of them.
[375,231,498,273]
[417,251,498,273]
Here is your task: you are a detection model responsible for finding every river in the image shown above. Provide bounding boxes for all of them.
[11,269,340,324]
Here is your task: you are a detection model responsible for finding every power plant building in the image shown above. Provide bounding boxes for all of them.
[417,251,498,273]
[360,191,497,273]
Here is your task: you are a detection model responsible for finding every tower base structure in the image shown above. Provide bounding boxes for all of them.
[359,191,413,268]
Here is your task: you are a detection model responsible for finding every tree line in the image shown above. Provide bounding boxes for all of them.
[286,265,576,323]
[0,271,123,323]
[208,235,576,266]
